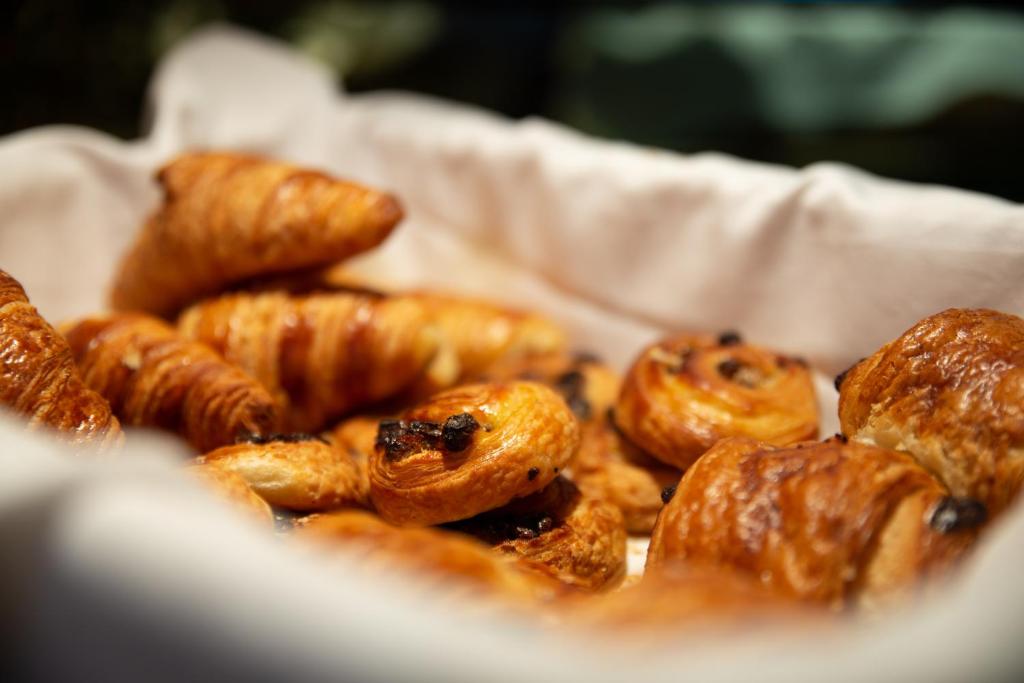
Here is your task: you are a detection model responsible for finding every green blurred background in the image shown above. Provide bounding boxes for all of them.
[4,1,1023,201]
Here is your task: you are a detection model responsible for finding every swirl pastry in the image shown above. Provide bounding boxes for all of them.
[368,381,580,526]
[62,313,279,451]
[178,291,453,432]
[294,510,566,607]
[111,151,403,316]
[648,437,980,609]
[195,434,365,511]
[614,332,818,470]
[327,414,384,507]
[838,308,1024,517]
[187,463,275,525]
[450,476,627,591]
[0,269,121,448]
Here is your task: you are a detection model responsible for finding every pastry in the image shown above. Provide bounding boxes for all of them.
[648,436,979,609]
[194,434,365,511]
[327,414,384,507]
[614,331,819,470]
[177,290,455,432]
[294,510,567,607]
[449,476,627,591]
[838,308,1024,516]
[368,381,580,526]
[110,151,403,316]
[187,463,275,525]
[62,313,279,451]
[0,269,121,448]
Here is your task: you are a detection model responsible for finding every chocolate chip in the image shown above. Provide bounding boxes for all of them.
[537,516,553,533]
[834,432,848,444]
[441,413,479,451]
[930,497,988,533]
[718,331,743,346]
[527,467,540,481]
[717,358,742,380]
[240,432,328,445]
[515,526,537,540]
[376,418,445,460]
[661,484,677,504]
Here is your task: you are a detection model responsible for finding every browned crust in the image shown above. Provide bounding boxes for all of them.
[648,437,975,608]
[368,381,580,526]
[0,269,121,448]
[62,313,279,451]
[838,308,1024,516]
[110,151,403,316]
[615,333,819,470]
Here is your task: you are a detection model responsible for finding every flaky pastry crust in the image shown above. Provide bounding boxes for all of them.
[186,463,275,525]
[62,313,279,451]
[178,291,448,432]
[0,269,121,448]
[648,437,978,609]
[838,308,1024,516]
[451,476,627,591]
[294,510,566,607]
[615,333,818,470]
[110,151,403,316]
[368,381,580,526]
[195,437,365,511]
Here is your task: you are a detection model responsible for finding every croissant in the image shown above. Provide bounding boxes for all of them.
[110,151,403,316]
[838,308,1024,517]
[368,381,580,526]
[186,463,275,525]
[402,293,568,396]
[294,510,567,608]
[648,437,980,609]
[194,435,365,511]
[62,313,280,451]
[614,332,818,470]
[177,291,453,432]
[449,476,627,591]
[0,269,121,448]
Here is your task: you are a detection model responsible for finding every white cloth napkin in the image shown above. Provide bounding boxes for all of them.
[2,24,1023,682]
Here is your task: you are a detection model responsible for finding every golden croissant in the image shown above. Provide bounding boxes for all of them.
[648,437,980,609]
[62,313,280,451]
[450,476,627,591]
[368,381,580,526]
[178,290,453,431]
[838,308,1024,517]
[0,269,121,448]
[111,151,403,316]
[614,331,818,470]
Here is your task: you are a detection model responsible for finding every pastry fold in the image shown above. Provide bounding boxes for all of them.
[111,151,403,316]
[0,269,121,448]
[838,308,1024,516]
[63,313,280,451]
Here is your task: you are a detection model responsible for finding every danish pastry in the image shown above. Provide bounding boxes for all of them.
[838,308,1024,516]
[0,269,121,448]
[327,414,383,507]
[368,381,580,526]
[195,434,365,511]
[294,510,566,607]
[110,151,403,316]
[647,437,979,609]
[614,332,818,470]
[177,290,453,431]
[187,463,275,524]
[449,476,627,591]
[62,313,280,451]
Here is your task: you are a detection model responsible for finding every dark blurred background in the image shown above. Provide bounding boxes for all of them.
[3,1,1023,201]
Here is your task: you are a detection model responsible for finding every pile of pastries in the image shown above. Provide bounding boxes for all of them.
[2,151,1021,635]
